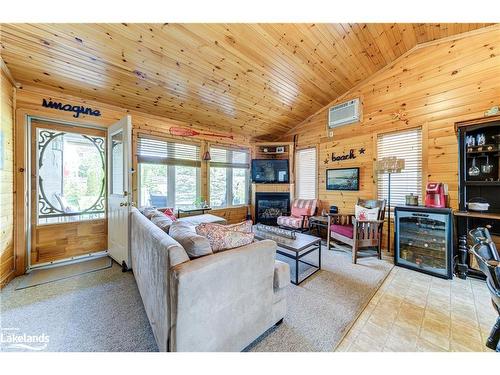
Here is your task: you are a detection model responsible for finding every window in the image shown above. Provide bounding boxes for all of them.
[209,146,250,208]
[36,127,106,224]
[295,147,317,199]
[377,128,422,206]
[137,136,201,209]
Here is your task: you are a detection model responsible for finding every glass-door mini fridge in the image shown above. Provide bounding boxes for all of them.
[394,206,453,279]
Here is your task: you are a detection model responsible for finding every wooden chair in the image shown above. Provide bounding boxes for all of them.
[326,198,386,264]
[277,199,318,232]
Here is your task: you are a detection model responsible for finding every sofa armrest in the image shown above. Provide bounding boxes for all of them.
[169,239,278,351]
[274,260,290,289]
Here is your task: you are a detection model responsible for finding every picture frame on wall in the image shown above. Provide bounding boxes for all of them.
[326,167,359,191]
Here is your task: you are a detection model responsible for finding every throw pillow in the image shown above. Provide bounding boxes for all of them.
[195,222,255,252]
[168,221,213,259]
[354,205,380,221]
[146,209,165,220]
[151,216,173,233]
[162,208,177,221]
[202,220,252,233]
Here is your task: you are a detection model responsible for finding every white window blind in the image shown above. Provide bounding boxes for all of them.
[377,128,422,206]
[209,147,250,168]
[137,136,200,167]
[295,147,317,199]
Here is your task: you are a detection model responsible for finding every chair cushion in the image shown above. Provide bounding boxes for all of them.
[277,216,303,229]
[331,224,354,239]
[291,199,317,217]
[169,221,213,259]
[195,222,255,252]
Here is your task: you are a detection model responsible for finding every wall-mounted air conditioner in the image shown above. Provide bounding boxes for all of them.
[327,98,360,130]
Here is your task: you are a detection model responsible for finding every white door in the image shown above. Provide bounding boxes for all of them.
[107,115,132,270]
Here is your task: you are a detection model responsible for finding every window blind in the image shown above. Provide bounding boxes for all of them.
[137,136,201,167]
[377,128,422,206]
[295,147,317,199]
[209,146,250,168]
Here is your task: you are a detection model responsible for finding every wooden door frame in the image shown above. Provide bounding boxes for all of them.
[14,113,107,275]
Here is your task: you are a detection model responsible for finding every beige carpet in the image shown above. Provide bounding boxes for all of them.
[1,248,392,352]
[246,248,393,351]
[16,256,112,290]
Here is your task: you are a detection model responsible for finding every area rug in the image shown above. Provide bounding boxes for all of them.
[246,248,393,352]
[1,248,392,352]
[1,263,157,352]
[16,256,112,290]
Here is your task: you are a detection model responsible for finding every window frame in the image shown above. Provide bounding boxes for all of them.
[136,134,202,209]
[295,146,318,200]
[208,144,250,208]
[375,126,424,208]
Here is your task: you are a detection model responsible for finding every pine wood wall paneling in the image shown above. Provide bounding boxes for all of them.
[12,86,252,276]
[1,24,493,140]
[0,65,16,287]
[279,27,500,253]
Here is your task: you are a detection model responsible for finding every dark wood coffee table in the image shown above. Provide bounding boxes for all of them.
[253,226,321,285]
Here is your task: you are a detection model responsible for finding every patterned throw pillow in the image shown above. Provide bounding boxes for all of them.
[196,221,255,252]
[354,205,380,221]
[162,208,177,221]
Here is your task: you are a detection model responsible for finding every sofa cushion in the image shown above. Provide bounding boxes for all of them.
[331,224,354,239]
[178,213,227,226]
[169,221,213,259]
[151,216,174,233]
[141,207,163,220]
[195,222,255,252]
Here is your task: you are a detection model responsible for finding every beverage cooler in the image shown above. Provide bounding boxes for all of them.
[394,206,453,279]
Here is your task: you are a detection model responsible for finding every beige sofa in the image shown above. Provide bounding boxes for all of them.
[130,207,289,352]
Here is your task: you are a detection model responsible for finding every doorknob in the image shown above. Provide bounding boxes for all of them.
[120,202,128,207]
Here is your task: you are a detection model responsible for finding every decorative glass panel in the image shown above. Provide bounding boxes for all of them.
[111,131,124,195]
[37,128,105,224]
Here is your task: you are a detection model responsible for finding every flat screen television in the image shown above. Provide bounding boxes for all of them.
[251,159,289,183]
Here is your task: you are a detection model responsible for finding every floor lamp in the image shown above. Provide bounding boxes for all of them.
[375,157,405,254]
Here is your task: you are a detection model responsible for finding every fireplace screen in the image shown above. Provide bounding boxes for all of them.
[255,192,290,226]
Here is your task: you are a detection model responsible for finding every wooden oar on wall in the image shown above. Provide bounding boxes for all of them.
[169,126,234,140]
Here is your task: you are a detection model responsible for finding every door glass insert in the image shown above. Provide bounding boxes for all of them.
[37,128,106,224]
[111,130,124,195]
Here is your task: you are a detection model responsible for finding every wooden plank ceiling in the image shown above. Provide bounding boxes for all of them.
[0,23,492,139]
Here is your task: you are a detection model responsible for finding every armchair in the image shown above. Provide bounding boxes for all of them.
[277,199,318,232]
[326,198,386,264]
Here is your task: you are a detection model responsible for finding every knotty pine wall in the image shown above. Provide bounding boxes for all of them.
[279,28,500,252]
[12,85,250,276]
[1,68,16,287]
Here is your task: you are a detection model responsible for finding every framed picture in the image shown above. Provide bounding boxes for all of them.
[326,167,359,191]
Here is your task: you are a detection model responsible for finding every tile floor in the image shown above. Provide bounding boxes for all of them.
[336,266,498,352]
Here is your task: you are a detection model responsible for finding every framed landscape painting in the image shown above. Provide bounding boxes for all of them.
[326,168,359,191]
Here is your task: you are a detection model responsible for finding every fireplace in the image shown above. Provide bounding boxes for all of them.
[255,192,290,226]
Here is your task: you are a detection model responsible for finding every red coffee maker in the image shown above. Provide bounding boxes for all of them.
[425,182,447,208]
